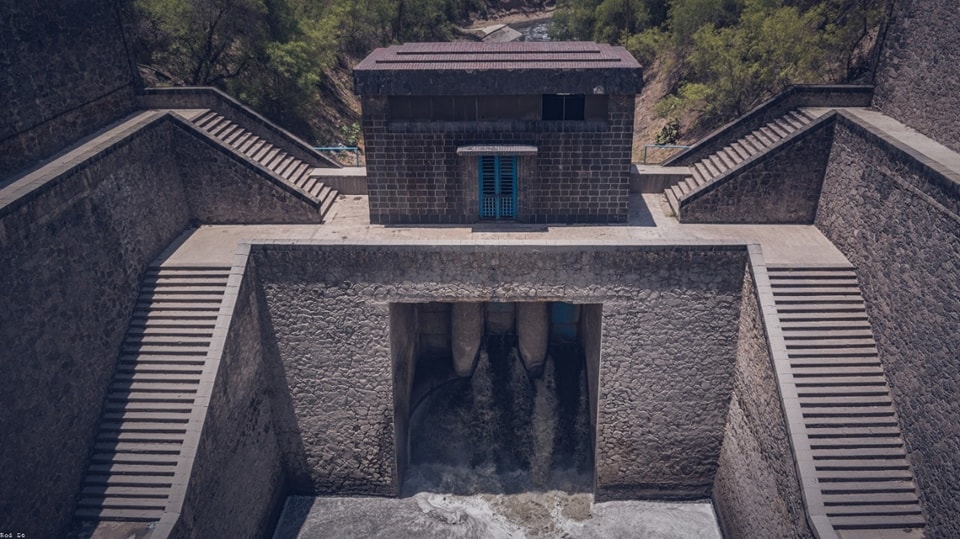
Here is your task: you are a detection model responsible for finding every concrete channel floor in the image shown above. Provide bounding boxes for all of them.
[158,193,848,267]
[272,493,722,539]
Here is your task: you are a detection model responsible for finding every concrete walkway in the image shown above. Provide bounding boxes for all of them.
[157,193,848,267]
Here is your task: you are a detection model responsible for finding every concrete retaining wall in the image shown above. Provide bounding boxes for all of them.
[712,269,813,538]
[252,243,747,500]
[815,120,960,536]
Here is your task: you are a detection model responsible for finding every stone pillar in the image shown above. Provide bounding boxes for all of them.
[517,302,549,373]
[451,302,483,377]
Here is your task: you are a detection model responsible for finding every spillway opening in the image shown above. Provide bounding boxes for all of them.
[390,302,601,496]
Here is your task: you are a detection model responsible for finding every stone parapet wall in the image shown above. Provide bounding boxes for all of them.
[664,86,871,168]
[168,258,286,539]
[140,87,340,169]
[0,122,191,538]
[252,242,748,499]
[362,95,634,224]
[0,0,139,178]
[873,0,960,153]
[815,120,960,536]
[167,116,324,224]
[712,267,813,538]
[678,113,836,224]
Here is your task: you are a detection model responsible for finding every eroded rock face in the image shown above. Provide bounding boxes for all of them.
[517,302,549,373]
[451,303,483,377]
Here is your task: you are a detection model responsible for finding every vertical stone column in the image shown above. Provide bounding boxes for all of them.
[517,302,549,373]
[451,302,483,377]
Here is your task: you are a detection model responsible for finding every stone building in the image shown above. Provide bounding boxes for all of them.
[354,42,642,224]
[1,0,959,538]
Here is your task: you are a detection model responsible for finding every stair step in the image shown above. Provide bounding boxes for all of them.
[131,311,219,321]
[286,161,309,180]
[115,364,204,376]
[819,480,916,494]
[805,416,898,427]
[140,285,227,295]
[829,514,925,530]
[702,158,722,177]
[802,404,894,416]
[809,437,904,450]
[231,131,254,149]
[693,162,713,182]
[783,329,875,339]
[240,136,262,154]
[102,411,192,423]
[797,386,889,397]
[260,147,282,166]
[800,396,893,407]
[98,422,189,434]
[224,126,248,145]
[83,474,175,486]
[796,377,887,389]
[812,446,907,459]
[806,426,902,438]
[665,189,681,216]
[785,339,878,349]
[814,459,911,471]
[134,302,221,311]
[81,485,171,498]
[730,142,751,161]
[758,126,780,144]
[74,507,164,522]
[772,286,862,295]
[104,400,194,413]
[822,491,919,506]
[77,496,167,510]
[252,142,274,161]
[274,154,296,174]
[107,391,198,402]
[93,442,183,454]
[87,462,177,475]
[126,326,215,337]
[91,452,180,465]
[708,154,729,174]
[108,381,201,393]
[97,431,188,443]
[824,504,921,517]
[721,147,742,166]
[741,134,764,153]
[121,345,211,355]
[788,347,879,358]
[774,295,864,303]
[193,111,219,128]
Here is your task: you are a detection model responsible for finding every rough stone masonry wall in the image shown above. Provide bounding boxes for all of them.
[171,261,286,539]
[0,124,191,538]
[679,115,835,224]
[712,269,813,538]
[252,243,746,499]
[169,118,324,224]
[362,96,633,224]
[873,0,960,153]
[815,121,960,537]
[0,0,139,178]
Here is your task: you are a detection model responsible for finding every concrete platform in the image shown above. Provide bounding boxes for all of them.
[157,193,848,268]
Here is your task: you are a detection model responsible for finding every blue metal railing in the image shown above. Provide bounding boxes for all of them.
[314,146,361,166]
[642,144,691,164]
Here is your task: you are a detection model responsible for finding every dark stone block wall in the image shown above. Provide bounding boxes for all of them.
[252,243,746,500]
[815,121,960,537]
[0,125,191,538]
[873,0,960,153]
[0,0,139,178]
[679,115,836,224]
[362,96,634,224]
[712,269,813,538]
[171,262,286,539]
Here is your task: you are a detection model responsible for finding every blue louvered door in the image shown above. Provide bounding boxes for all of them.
[479,156,517,220]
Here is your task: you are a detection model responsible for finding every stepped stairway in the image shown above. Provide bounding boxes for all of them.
[74,266,231,524]
[665,108,825,215]
[768,266,925,535]
[186,109,338,219]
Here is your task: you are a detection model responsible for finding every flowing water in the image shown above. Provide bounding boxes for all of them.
[405,336,593,496]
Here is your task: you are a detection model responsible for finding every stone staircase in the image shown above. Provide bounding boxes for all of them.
[74,266,230,524]
[189,110,338,219]
[665,108,824,216]
[768,266,925,535]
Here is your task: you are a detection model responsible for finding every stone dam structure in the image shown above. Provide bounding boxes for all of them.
[1,1,959,538]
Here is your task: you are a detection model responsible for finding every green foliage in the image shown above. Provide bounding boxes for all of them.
[555,0,891,130]
[655,119,681,144]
